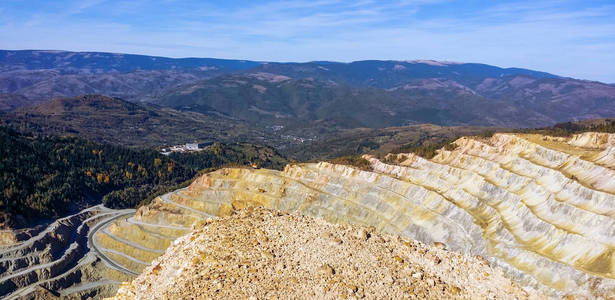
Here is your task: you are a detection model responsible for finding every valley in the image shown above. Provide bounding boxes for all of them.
[0,94,503,160]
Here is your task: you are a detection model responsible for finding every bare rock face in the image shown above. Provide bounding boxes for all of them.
[110,207,535,300]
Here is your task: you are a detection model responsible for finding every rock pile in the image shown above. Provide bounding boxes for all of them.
[111,207,537,299]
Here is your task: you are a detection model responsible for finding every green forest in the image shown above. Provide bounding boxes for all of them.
[516,119,615,136]
[0,126,287,228]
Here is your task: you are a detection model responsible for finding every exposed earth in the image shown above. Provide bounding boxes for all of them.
[111,207,537,299]
[4,131,615,299]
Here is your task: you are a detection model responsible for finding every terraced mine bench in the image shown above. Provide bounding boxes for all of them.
[0,205,135,299]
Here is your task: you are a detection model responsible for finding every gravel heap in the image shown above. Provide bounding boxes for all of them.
[111,207,540,299]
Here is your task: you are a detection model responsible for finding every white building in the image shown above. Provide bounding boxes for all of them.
[185,143,199,151]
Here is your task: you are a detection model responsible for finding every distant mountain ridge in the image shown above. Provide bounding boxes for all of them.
[155,70,615,128]
[0,50,261,73]
[0,50,267,104]
[0,49,566,106]
[1,49,614,131]
[253,60,559,88]
[0,69,211,102]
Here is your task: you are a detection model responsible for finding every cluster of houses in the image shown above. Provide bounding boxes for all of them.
[160,141,214,155]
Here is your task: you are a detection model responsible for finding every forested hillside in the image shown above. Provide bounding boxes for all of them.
[0,126,286,228]
[155,73,553,128]
[516,118,615,136]
[1,95,274,148]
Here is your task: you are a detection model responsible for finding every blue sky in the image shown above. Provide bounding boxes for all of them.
[1,0,614,82]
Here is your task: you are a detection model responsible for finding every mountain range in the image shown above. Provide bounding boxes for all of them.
[0,50,259,103]
[154,72,553,128]
[1,49,615,144]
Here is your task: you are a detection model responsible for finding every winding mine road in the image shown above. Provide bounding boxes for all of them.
[88,209,138,276]
[1,206,136,299]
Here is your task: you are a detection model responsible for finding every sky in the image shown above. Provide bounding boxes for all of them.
[0,0,614,82]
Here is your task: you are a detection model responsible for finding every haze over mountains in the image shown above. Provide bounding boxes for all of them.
[0,50,258,103]
[1,50,615,132]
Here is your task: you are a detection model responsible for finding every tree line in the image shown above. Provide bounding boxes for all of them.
[515,119,615,136]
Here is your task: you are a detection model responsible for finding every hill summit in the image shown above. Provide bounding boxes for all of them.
[23,94,140,114]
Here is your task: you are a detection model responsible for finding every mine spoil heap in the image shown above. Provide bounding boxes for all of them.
[110,207,536,299]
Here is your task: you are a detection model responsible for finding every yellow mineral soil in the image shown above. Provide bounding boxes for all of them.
[96,132,615,299]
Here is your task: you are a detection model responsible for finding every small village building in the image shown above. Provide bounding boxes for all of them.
[185,143,199,151]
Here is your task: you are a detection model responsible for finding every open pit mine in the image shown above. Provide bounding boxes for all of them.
[2,132,615,298]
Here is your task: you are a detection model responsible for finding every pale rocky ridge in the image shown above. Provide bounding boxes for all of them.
[110,207,535,299]
[4,132,615,298]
